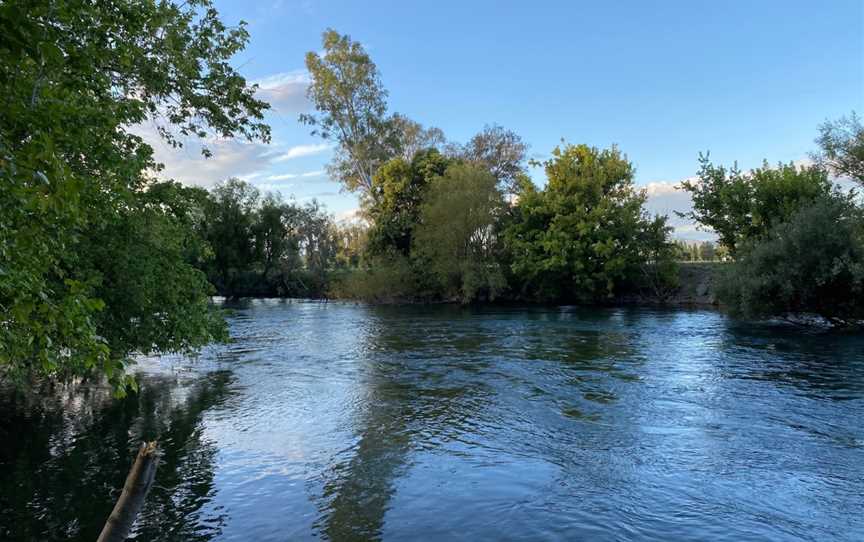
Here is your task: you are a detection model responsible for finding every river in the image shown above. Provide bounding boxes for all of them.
[1,301,863,541]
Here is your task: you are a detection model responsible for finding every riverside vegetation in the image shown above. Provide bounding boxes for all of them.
[2,2,864,393]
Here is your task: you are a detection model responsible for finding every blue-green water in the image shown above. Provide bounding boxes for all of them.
[2,301,863,541]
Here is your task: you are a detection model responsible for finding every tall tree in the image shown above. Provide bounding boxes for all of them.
[301,29,397,193]
[0,0,269,389]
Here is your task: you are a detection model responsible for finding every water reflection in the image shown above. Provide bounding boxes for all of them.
[0,370,235,542]
[2,303,863,541]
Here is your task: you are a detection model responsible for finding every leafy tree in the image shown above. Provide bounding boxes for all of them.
[302,29,397,193]
[506,143,674,301]
[302,29,449,196]
[202,179,260,295]
[81,183,228,360]
[0,0,268,389]
[455,124,528,195]
[333,221,369,268]
[717,193,864,320]
[414,164,508,302]
[253,193,290,277]
[366,149,452,256]
[814,112,864,185]
[391,114,447,161]
[679,156,831,255]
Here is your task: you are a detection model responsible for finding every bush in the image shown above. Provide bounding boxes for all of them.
[717,194,864,321]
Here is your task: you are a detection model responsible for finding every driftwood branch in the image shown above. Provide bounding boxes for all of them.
[97,441,159,542]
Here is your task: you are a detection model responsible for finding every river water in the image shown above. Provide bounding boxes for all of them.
[1,301,863,541]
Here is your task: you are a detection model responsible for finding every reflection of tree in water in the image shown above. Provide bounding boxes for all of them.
[0,370,234,542]
[311,310,489,542]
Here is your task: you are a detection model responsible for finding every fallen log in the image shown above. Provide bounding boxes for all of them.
[97,441,159,542]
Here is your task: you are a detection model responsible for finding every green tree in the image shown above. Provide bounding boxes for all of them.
[253,193,290,277]
[414,164,508,302]
[0,0,268,389]
[679,156,831,255]
[814,111,864,185]
[456,124,528,195]
[366,149,452,257]
[717,192,864,320]
[301,29,397,193]
[506,143,674,301]
[202,178,260,295]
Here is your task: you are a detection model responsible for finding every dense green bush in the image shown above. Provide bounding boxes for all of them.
[716,194,864,321]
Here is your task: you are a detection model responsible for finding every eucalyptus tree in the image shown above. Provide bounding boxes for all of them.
[302,29,446,197]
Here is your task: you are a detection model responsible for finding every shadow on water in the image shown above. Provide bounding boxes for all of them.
[0,370,235,542]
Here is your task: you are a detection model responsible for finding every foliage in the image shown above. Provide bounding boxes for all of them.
[202,178,260,294]
[814,111,864,185]
[198,179,339,298]
[454,125,528,195]
[414,164,508,302]
[329,255,420,303]
[679,156,831,255]
[716,193,864,320]
[505,143,676,301]
[0,0,268,389]
[301,29,398,193]
[366,149,452,257]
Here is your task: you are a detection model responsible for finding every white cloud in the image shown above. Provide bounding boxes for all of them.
[641,177,717,242]
[274,143,330,162]
[265,170,325,182]
[131,120,330,186]
[253,71,311,114]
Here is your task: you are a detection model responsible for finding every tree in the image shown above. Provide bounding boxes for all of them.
[301,29,397,193]
[365,149,452,257]
[505,143,675,301]
[698,241,716,261]
[0,0,268,389]
[679,156,831,255]
[413,164,508,302]
[716,192,864,320]
[253,194,290,277]
[391,114,447,161]
[814,112,864,185]
[202,179,260,295]
[456,125,528,195]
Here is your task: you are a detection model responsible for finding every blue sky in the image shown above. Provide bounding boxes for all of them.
[146,0,864,239]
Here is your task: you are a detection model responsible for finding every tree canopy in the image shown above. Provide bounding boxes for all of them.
[1,0,269,389]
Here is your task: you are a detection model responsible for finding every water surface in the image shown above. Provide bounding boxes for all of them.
[2,301,863,541]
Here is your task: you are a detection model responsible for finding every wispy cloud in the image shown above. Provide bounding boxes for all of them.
[253,70,311,114]
[274,143,330,162]
[265,170,325,182]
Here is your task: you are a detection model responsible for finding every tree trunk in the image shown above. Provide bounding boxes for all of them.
[97,441,159,542]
